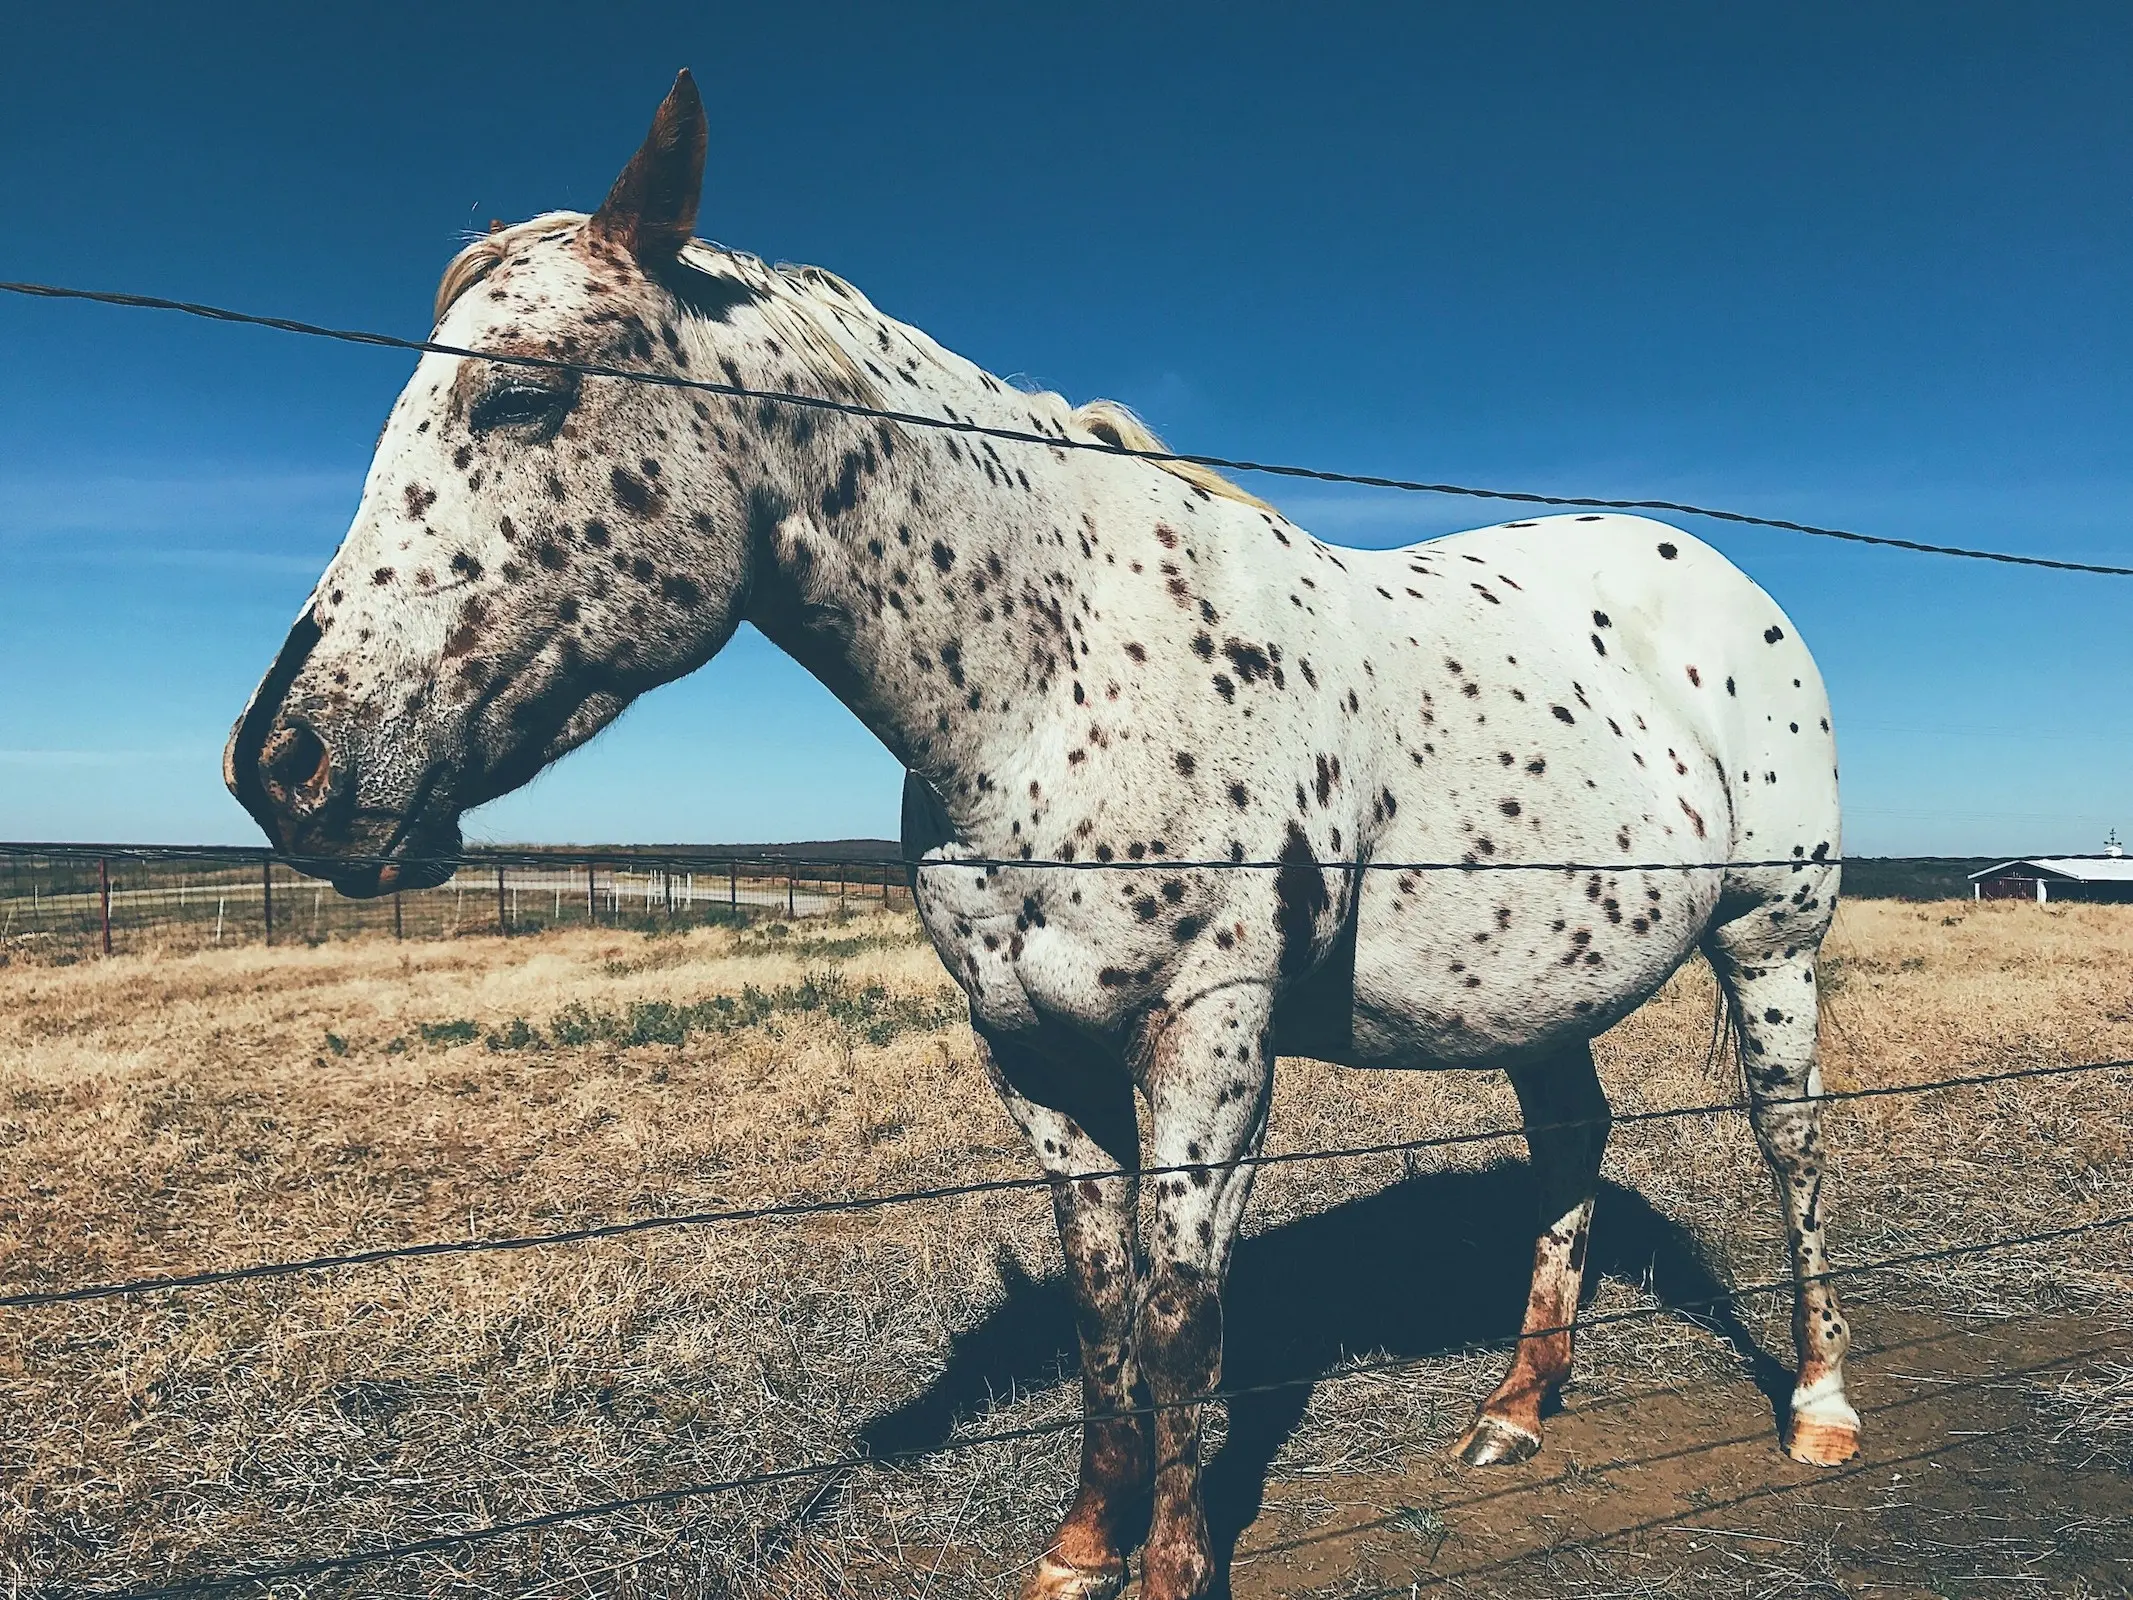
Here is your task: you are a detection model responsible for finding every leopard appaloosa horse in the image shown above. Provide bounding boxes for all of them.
[230,72,1854,1600]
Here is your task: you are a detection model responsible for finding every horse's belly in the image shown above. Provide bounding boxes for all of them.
[1330,863,1716,1069]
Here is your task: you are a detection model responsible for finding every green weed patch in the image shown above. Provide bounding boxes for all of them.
[450,968,963,1054]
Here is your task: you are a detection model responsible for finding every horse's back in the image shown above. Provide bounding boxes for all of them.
[1394,513,1840,863]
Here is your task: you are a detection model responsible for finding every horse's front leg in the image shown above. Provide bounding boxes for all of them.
[978,1029,1149,1600]
[1135,986,1275,1600]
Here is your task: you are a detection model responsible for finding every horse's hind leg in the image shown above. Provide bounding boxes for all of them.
[1456,1043,1612,1465]
[1706,906,1861,1466]
[979,1030,1149,1600]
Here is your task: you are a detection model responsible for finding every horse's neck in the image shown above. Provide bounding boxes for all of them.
[742,346,1101,837]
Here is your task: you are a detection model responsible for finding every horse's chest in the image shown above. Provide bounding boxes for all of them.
[913,863,1095,1038]
[913,858,1225,1042]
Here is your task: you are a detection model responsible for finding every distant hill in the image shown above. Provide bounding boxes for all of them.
[1837,858,1997,901]
[498,843,1999,901]
[499,839,903,864]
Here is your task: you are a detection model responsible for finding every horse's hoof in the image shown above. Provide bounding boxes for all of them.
[1785,1415,1861,1467]
[1021,1552,1128,1600]
[1454,1414,1542,1466]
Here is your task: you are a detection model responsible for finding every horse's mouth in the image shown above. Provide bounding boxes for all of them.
[308,850,459,899]
[286,827,461,898]
[289,769,463,899]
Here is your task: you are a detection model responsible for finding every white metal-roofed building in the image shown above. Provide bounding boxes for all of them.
[1968,836,2133,903]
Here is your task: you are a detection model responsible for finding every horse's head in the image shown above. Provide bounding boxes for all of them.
[227,72,796,894]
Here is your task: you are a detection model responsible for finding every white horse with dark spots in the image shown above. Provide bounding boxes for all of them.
[229,73,1855,1600]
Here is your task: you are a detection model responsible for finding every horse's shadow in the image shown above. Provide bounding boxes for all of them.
[814,1165,1787,1585]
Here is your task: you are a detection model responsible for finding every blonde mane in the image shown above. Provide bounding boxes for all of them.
[434,217,1271,512]
[1061,400,1273,511]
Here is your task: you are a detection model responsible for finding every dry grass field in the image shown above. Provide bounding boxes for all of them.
[3,897,2130,1597]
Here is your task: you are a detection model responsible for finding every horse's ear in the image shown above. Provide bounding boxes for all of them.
[590,69,707,265]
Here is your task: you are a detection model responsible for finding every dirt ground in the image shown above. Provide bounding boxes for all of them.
[1227,1308,2133,1597]
[1,897,2129,1597]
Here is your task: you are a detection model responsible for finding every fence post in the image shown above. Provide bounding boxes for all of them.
[787,868,795,918]
[98,857,112,957]
[838,869,846,915]
[586,863,597,924]
[882,862,890,905]
[393,892,403,940]
[664,869,673,918]
[496,864,508,936]
[729,861,737,910]
[262,860,274,946]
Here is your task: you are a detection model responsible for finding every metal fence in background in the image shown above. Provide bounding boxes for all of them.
[0,844,914,960]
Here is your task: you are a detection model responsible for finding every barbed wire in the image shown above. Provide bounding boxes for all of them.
[4,839,1856,879]
[11,1056,2125,1312]
[5,839,1858,875]
[23,840,2133,886]
[18,838,2133,886]
[6,277,2130,578]
[100,1209,2133,1598]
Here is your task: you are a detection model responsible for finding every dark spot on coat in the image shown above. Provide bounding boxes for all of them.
[611,467,660,515]
[1273,822,1328,979]
[1222,639,1274,684]
[1314,752,1340,807]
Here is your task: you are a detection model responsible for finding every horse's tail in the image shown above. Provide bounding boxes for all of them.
[1701,947,1747,1090]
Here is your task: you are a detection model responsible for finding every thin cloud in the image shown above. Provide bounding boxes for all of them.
[0,749,202,766]
[9,545,331,574]
[0,467,358,541]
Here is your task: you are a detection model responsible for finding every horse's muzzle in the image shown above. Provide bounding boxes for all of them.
[225,610,462,896]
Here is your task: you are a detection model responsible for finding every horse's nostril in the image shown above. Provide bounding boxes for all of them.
[259,720,336,813]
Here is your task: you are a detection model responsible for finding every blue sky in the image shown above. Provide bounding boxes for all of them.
[3,3,2128,855]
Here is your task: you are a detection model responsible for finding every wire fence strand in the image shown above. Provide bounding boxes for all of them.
[6,278,2131,578]
[100,1209,2133,1599]
[11,1055,2126,1312]
[6,838,1862,874]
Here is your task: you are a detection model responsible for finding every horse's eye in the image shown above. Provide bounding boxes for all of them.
[471,381,568,434]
